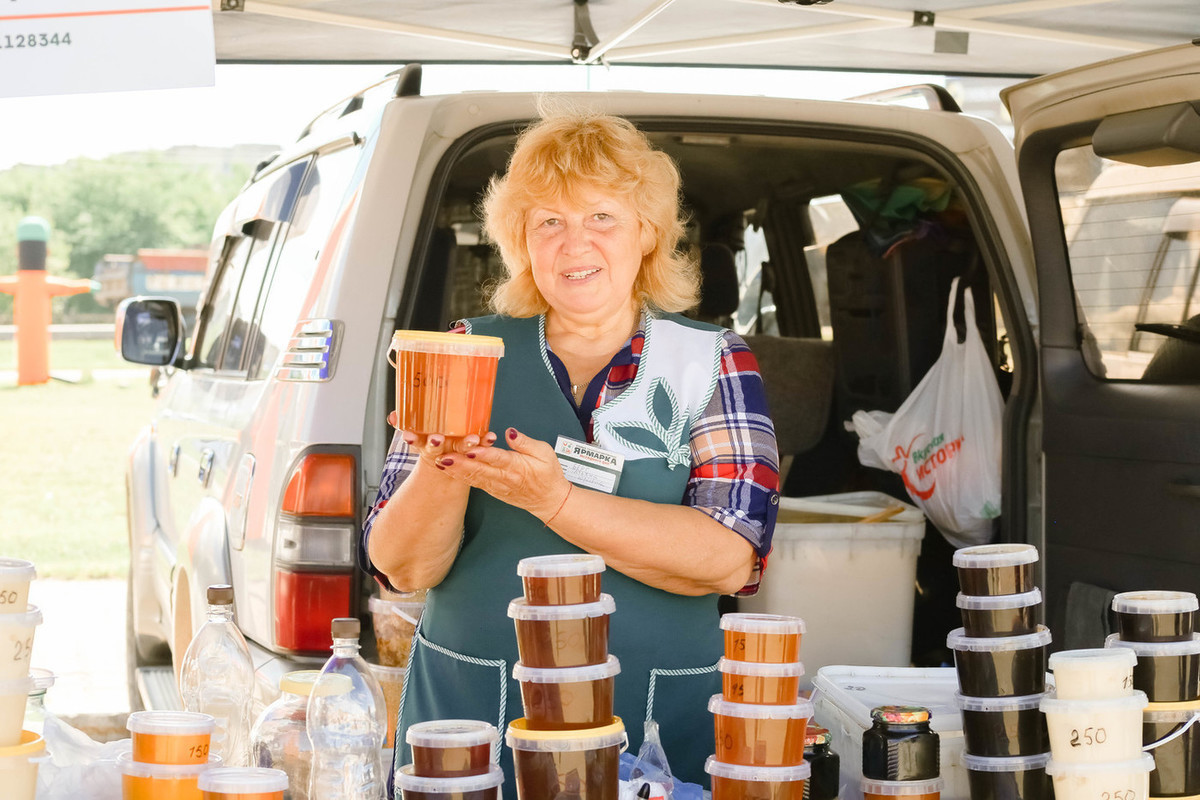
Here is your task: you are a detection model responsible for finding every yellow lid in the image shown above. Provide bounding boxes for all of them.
[1146,698,1200,712]
[389,329,504,358]
[279,670,326,696]
[506,716,626,751]
[0,730,45,759]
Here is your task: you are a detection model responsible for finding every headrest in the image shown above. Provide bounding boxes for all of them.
[697,243,740,319]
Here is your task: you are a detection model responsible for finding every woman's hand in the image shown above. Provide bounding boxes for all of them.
[387,411,498,467]
[433,427,571,522]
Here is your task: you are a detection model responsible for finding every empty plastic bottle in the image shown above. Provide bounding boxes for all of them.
[307,617,388,800]
[179,584,254,767]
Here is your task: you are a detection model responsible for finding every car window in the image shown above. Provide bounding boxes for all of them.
[194,234,255,369]
[249,147,360,379]
[1058,147,1200,381]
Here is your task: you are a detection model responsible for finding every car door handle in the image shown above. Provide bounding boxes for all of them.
[169,444,181,477]
[1168,481,1200,500]
[198,449,215,488]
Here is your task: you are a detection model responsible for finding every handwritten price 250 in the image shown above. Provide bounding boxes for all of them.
[2,32,73,48]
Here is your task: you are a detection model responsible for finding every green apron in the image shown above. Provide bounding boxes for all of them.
[394,314,723,799]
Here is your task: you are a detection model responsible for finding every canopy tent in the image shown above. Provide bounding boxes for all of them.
[212,0,1195,78]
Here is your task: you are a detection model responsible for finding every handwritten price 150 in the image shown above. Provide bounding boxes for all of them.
[2,32,72,48]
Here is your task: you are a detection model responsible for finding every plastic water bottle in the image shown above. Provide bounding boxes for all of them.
[307,617,388,800]
[180,584,254,767]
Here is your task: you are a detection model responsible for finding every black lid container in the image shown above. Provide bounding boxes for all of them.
[948,627,1052,698]
[962,752,1052,800]
[1112,591,1198,643]
[957,590,1042,638]
[957,692,1049,757]
[1106,634,1200,703]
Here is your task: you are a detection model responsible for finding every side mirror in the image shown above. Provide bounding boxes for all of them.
[114,297,185,367]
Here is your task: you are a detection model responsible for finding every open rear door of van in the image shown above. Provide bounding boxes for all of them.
[1004,42,1200,647]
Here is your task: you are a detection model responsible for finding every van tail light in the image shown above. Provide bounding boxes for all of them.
[273,450,359,655]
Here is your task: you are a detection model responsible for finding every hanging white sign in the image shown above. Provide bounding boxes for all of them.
[0,0,214,98]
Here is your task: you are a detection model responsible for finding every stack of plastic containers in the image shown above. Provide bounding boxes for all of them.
[1105,590,1200,799]
[119,710,222,799]
[396,720,504,800]
[0,558,44,800]
[705,613,813,800]
[367,590,425,749]
[948,544,1053,800]
[506,554,624,800]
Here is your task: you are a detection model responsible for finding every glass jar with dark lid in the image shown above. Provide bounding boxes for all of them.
[862,706,940,781]
[804,726,840,800]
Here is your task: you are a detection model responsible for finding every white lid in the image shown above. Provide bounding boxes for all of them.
[1112,591,1199,615]
[956,589,1042,610]
[518,554,606,578]
[0,559,35,580]
[1039,690,1148,714]
[28,668,54,692]
[1105,632,1200,656]
[513,655,620,683]
[705,756,811,782]
[947,626,1051,652]
[719,613,805,635]
[407,719,498,748]
[860,778,944,795]
[396,764,504,793]
[708,694,814,720]
[952,544,1039,569]
[1044,754,1155,777]
[390,329,504,358]
[962,752,1051,772]
[116,751,220,778]
[957,691,1046,712]
[506,717,626,751]
[507,594,615,620]
[1049,647,1137,671]
[0,604,42,628]
[811,665,963,734]
[0,676,35,695]
[198,767,289,792]
[718,657,805,678]
[368,596,425,614]
[127,710,216,736]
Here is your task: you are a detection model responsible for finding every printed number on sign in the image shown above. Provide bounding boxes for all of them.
[2,33,73,48]
[12,636,32,662]
[0,590,17,605]
[1069,727,1107,747]
[1102,791,1135,800]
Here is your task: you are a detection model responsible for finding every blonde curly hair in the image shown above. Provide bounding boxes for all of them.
[481,107,698,317]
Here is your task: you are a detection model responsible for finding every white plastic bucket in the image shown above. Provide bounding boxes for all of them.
[1039,691,1148,763]
[1049,648,1137,700]
[0,560,35,614]
[1044,754,1154,800]
[0,605,41,680]
[737,491,924,678]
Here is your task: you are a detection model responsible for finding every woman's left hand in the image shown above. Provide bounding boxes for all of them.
[433,427,571,522]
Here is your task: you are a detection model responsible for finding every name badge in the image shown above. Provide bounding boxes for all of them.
[554,436,624,495]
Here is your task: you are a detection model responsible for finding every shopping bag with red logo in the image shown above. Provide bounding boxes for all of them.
[848,278,1003,547]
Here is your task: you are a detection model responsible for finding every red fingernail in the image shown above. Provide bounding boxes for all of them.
[403,435,415,445]
[441,457,454,466]
[435,463,445,470]
[430,436,443,447]
[507,429,517,441]
[467,452,476,459]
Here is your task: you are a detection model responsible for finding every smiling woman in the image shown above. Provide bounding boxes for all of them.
[361,108,781,792]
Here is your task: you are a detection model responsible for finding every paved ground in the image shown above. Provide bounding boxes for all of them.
[30,579,130,741]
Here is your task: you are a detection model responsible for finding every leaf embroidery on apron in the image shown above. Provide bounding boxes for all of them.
[604,378,690,469]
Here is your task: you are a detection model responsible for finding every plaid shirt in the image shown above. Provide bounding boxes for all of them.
[361,319,780,595]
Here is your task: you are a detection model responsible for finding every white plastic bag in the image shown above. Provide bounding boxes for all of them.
[37,712,126,800]
[848,278,1002,547]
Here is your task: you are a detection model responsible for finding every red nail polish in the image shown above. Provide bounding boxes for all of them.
[467,452,476,459]
[435,463,445,470]
[441,457,454,466]
[507,429,517,441]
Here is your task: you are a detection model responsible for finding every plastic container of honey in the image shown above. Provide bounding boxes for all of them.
[127,710,216,765]
[709,695,813,767]
[718,658,804,705]
[407,719,497,778]
[388,330,505,439]
[860,777,943,800]
[506,717,626,800]
[1044,754,1154,800]
[197,766,288,799]
[0,560,35,615]
[947,627,1051,697]
[118,751,220,800]
[1039,691,1148,764]
[957,589,1041,638]
[705,755,811,800]
[1112,591,1198,643]
[720,614,805,663]
[518,554,605,606]
[957,692,1048,757]
[0,605,41,680]
[1105,634,1200,702]
[0,676,34,747]
[961,752,1051,800]
[952,544,1038,597]
[396,763,504,800]
[1048,648,1136,700]
[508,595,614,668]
[513,655,620,730]
[0,729,45,800]
[368,595,424,668]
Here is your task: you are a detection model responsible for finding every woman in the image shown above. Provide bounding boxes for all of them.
[362,109,780,790]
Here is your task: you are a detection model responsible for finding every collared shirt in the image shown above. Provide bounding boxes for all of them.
[361,318,780,595]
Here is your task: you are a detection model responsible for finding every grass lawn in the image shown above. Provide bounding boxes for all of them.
[0,339,154,578]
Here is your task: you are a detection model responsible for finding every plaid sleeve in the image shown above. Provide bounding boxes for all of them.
[358,429,419,592]
[684,330,781,596]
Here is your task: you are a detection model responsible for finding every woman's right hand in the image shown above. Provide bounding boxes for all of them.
[387,411,497,461]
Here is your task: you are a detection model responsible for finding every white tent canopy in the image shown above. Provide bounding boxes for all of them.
[213,0,1195,77]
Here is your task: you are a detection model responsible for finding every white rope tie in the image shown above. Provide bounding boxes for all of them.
[646,662,719,721]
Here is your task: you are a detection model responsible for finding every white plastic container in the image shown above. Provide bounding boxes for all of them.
[861,777,944,799]
[1044,753,1154,800]
[0,676,33,747]
[395,763,504,800]
[1049,648,1137,700]
[0,729,44,800]
[738,491,925,677]
[197,766,289,798]
[1039,691,1148,763]
[0,560,35,614]
[812,665,966,800]
[705,757,812,800]
[0,605,41,680]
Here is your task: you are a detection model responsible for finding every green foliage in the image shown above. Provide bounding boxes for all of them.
[0,153,252,319]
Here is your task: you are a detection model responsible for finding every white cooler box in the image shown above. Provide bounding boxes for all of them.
[812,665,966,800]
[737,491,925,679]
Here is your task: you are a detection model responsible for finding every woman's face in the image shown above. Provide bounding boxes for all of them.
[524,187,652,322]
